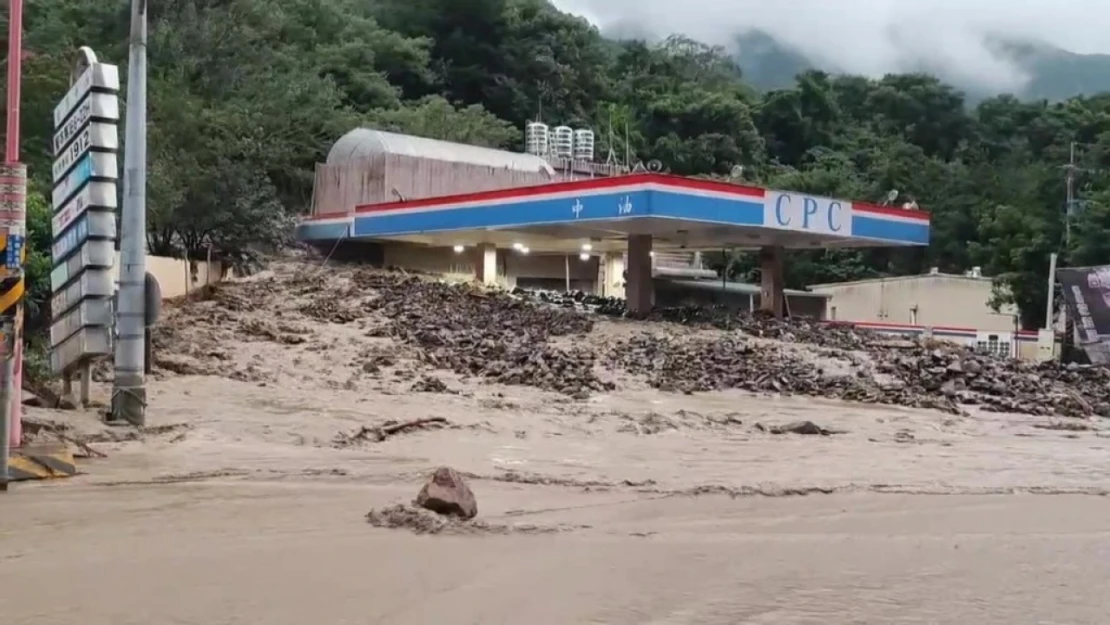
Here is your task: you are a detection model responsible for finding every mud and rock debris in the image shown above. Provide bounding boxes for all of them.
[606,328,1110,418]
[605,333,962,412]
[355,272,611,396]
[365,504,563,535]
[150,259,1110,418]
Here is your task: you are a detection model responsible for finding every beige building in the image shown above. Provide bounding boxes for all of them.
[807,269,1051,360]
[809,268,1018,330]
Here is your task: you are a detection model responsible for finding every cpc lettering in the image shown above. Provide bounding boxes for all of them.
[774,194,842,232]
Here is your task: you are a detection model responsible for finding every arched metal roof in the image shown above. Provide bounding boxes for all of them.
[326,128,555,174]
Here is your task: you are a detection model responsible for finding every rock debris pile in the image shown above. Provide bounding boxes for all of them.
[873,344,1110,418]
[155,261,1110,418]
[510,287,626,316]
[511,291,873,348]
[605,329,1110,417]
[605,333,964,414]
[355,272,612,397]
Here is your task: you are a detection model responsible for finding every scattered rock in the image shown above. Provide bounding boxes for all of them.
[333,417,449,446]
[894,429,916,443]
[21,389,44,407]
[415,466,478,519]
[58,394,80,410]
[755,420,843,436]
[411,375,449,393]
[1033,421,1093,432]
[617,412,679,435]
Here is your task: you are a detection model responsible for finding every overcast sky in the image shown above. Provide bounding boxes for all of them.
[550,0,1110,92]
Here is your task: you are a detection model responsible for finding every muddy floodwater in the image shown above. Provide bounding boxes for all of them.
[4,481,1110,624]
[5,261,1110,623]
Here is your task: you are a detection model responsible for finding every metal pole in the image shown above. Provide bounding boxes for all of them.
[111,0,148,425]
[5,0,22,161]
[1045,252,1058,331]
[1065,142,1076,249]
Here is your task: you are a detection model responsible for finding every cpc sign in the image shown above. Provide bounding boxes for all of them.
[765,191,853,236]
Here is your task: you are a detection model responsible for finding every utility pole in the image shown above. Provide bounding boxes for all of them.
[0,0,27,490]
[1065,141,1077,248]
[111,0,148,425]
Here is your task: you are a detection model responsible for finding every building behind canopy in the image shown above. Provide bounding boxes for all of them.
[309,126,717,281]
[312,127,627,216]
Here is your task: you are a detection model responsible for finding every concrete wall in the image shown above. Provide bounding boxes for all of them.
[109,253,228,299]
[809,275,1019,331]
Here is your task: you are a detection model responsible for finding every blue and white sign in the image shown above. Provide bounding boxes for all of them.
[52,93,119,154]
[52,122,118,182]
[51,268,114,321]
[53,62,120,127]
[51,239,114,291]
[49,54,120,375]
[51,152,116,208]
[50,296,112,348]
[50,325,112,374]
[52,211,115,261]
[5,234,23,269]
[764,191,853,236]
[52,181,116,235]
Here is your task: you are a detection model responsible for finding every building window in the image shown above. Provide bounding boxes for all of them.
[975,334,1010,357]
[829,305,837,320]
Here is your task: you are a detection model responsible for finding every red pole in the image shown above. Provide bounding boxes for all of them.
[6,0,22,162]
[5,0,24,449]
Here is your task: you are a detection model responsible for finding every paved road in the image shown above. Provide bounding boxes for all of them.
[2,479,1109,624]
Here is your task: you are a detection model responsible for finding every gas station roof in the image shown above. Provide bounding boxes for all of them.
[296,174,930,253]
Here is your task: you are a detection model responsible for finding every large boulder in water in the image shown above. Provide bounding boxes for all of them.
[414,466,477,519]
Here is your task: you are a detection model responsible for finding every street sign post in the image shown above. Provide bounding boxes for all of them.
[49,48,119,405]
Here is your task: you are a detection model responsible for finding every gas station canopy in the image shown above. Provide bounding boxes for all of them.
[297,173,929,253]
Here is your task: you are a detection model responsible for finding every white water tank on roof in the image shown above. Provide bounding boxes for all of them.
[573,129,594,161]
[552,126,574,159]
[525,122,549,157]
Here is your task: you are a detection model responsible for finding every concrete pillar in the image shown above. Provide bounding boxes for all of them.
[759,245,785,318]
[626,235,653,316]
[476,243,498,286]
[596,252,626,298]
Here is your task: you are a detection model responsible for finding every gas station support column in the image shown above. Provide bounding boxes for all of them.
[476,243,498,286]
[759,245,785,318]
[626,234,653,316]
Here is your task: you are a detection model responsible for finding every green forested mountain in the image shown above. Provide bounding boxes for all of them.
[2,0,1109,337]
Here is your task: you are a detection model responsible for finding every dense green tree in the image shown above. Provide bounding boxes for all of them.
[7,0,1110,348]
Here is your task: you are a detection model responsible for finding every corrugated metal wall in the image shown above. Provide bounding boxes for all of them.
[311,154,567,216]
[311,157,386,216]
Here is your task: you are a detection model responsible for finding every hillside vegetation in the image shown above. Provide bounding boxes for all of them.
[3,0,1110,335]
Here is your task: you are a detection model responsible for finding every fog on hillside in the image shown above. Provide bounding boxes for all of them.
[551,0,1110,94]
